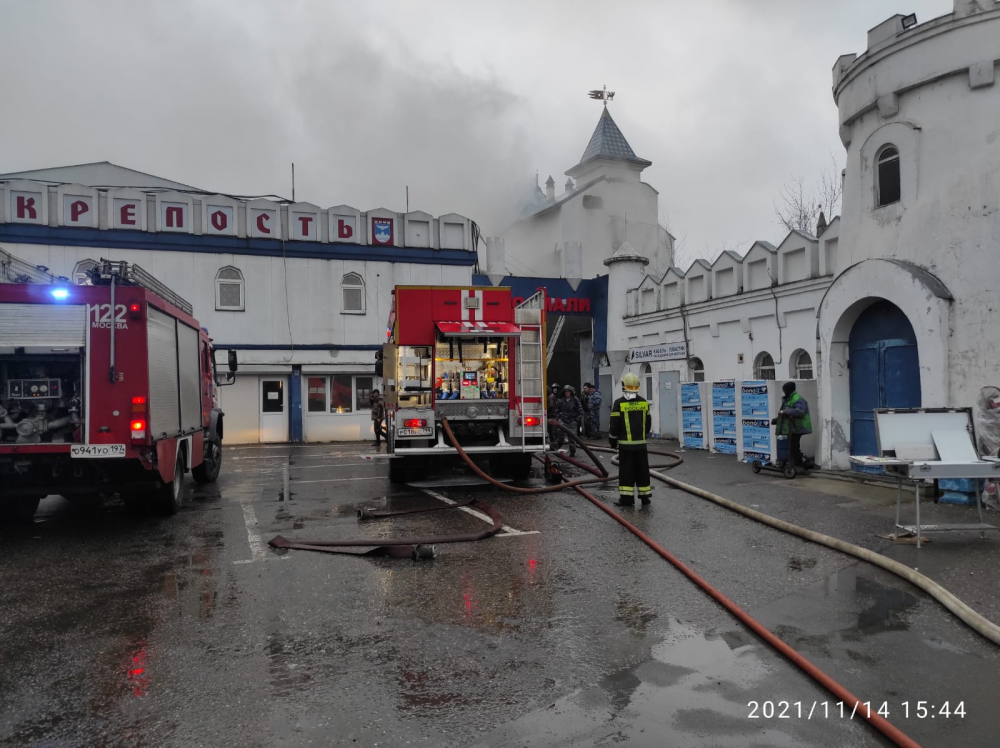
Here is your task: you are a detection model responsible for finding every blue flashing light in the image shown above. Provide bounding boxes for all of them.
[50,287,69,300]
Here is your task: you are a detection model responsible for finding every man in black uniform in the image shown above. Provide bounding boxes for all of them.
[554,385,584,457]
[608,372,652,507]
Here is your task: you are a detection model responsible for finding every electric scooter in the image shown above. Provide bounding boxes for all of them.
[748,414,812,479]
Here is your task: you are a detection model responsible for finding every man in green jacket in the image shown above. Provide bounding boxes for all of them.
[773,381,811,471]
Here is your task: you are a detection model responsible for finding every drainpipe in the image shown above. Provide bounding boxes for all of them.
[289,366,303,443]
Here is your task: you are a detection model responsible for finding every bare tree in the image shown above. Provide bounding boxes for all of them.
[774,153,843,235]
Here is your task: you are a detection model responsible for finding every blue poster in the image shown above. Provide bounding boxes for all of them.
[741,381,770,418]
[682,407,703,430]
[742,418,771,455]
[712,410,737,438]
[712,380,736,409]
[681,383,703,449]
[681,383,702,406]
[684,431,704,450]
[715,437,737,455]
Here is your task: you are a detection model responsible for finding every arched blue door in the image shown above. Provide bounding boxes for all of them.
[849,300,920,471]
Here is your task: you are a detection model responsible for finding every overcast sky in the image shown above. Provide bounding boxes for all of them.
[1,0,951,266]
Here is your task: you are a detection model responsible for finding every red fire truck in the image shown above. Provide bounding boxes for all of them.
[379,285,547,483]
[0,252,236,521]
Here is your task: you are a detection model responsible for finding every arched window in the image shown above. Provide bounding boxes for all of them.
[688,357,705,383]
[73,259,98,285]
[754,352,775,380]
[341,272,365,314]
[215,266,244,311]
[876,145,900,207]
[791,349,813,379]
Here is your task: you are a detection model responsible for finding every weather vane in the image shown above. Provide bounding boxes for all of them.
[588,85,615,107]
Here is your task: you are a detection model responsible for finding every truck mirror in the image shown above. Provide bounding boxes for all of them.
[227,350,238,373]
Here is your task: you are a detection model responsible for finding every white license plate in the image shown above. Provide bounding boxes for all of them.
[397,428,433,437]
[71,444,126,458]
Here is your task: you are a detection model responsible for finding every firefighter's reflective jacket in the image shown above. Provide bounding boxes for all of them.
[608,395,652,450]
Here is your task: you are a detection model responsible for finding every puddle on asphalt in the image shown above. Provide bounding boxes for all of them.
[764,566,920,645]
[467,617,864,748]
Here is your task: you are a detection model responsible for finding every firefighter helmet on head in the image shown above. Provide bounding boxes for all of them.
[622,373,641,392]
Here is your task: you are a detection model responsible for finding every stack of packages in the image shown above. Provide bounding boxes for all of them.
[976,386,1000,510]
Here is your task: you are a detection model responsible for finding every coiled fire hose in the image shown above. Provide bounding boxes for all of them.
[442,419,922,748]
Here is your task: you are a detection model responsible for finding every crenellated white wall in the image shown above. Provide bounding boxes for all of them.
[818,1,1000,467]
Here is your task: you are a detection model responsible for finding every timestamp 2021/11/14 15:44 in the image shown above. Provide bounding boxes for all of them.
[747,700,966,720]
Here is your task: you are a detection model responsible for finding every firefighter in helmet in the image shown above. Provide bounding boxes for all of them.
[608,372,652,507]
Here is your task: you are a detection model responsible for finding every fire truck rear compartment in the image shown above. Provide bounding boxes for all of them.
[0,451,154,498]
[0,353,84,444]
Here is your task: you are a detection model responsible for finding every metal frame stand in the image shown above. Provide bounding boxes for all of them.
[894,475,995,549]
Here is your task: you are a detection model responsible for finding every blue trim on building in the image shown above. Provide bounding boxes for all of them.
[472,274,609,353]
[289,366,303,443]
[0,223,478,266]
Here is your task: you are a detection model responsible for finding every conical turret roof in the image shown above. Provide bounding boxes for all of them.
[568,108,651,177]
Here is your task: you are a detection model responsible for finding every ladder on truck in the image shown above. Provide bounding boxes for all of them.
[0,247,62,284]
[514,290,547,450]
[89,259,193,315]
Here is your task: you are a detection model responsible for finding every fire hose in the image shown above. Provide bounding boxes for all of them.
[270,417,936,746]
[444,419,921,748]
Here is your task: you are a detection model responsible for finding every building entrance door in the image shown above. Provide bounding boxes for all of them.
[260,378,289,443]
[658,370,680,439]
[849,301,920,472]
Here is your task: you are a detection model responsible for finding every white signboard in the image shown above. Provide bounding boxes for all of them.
[627,342,688,363]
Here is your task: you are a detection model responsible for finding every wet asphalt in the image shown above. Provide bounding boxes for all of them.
[1,441,998,747]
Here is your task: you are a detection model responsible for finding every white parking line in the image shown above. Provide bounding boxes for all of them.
[233,462,382,473]
[234,468,290,565]
[238,502,267,562]
[294,476,389,484]
[419,488,539,537]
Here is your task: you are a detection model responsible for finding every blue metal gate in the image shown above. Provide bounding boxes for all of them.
[849,301,920,472]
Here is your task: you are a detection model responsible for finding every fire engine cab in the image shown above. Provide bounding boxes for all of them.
[380,285,547,483]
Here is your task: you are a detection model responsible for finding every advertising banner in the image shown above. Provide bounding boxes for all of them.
[714,437,737,455]
[711,380,737,453]
[628,342,687,364]
[741,380,770,417]
[681,382,703,449]
[711,380,736,409]
[741,380,771,462]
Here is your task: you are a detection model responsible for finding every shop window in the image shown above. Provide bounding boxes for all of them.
[216,266,245,311]
[754,352,775,380]
[355,376,374,412]
[307,377,327,412]
[791,349,813,379]
[688,357,705,383]
[330,374,354,413]
[341,272,365,314]
[876,145,900,207]
[73,259,98,285]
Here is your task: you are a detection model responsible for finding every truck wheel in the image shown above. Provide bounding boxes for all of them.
[193,440,222,484]
[512,454,534,480]
[1,496,41,523]
[498,454,533,480]
[156,451,187,515]
[68,493,104,514]
[121,492,146,514]
[388,457,410,484]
